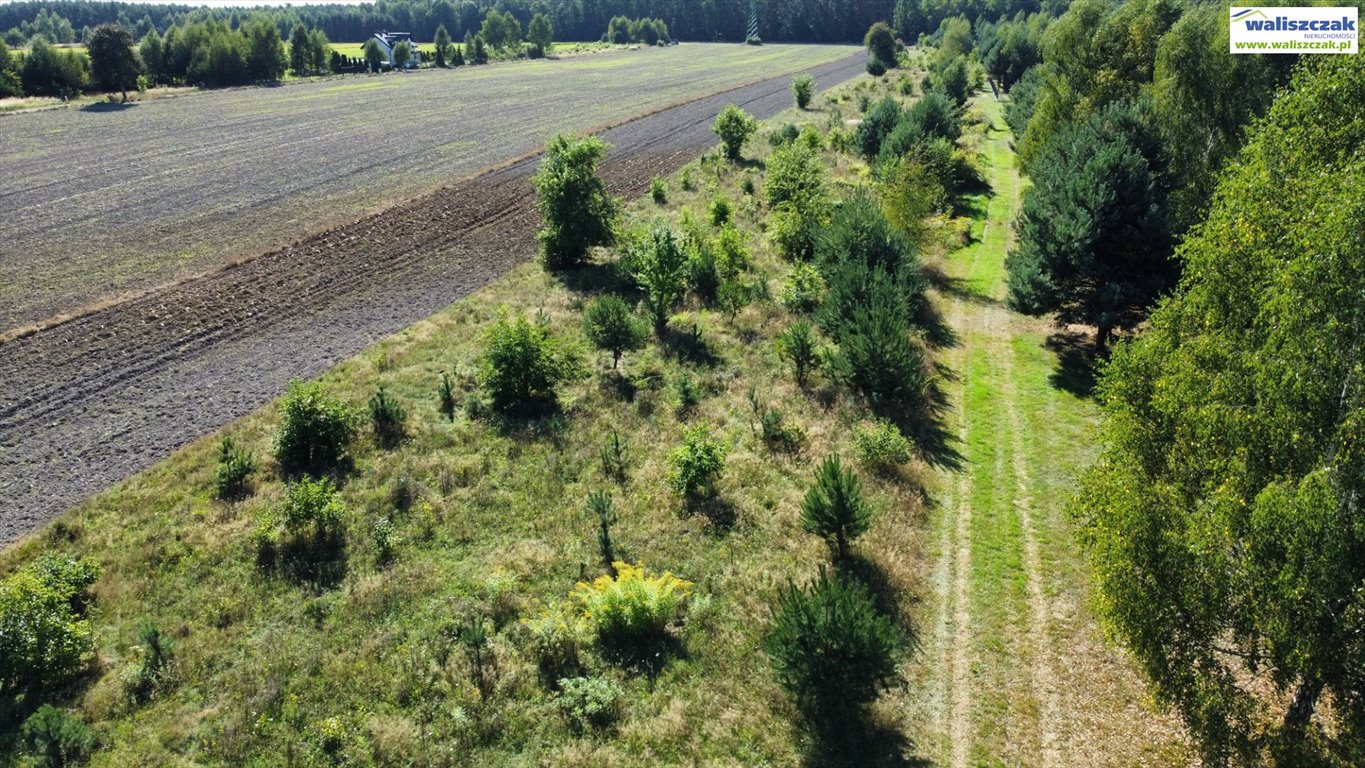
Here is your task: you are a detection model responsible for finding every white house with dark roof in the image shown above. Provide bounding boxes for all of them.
[371,31,419,69]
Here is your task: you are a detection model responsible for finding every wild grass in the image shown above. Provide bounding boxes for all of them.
[0,72,933,765]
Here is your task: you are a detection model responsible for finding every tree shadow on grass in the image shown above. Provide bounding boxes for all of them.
[261,531,348,592]
[914,292,959,351]
[922,263,1000,309]
[872,379,963,472]
[490,399,571,441]
[660,323,721,367]
[803,714,935,768]
[551,261,635,297]
[835,552,921,641]
[1044,329,1100,399]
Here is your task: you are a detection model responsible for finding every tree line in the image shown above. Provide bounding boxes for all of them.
[3,0,909,48]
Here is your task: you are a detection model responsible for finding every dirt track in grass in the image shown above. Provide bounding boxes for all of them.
[0,52,865,543]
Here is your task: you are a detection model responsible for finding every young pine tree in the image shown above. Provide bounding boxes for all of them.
[800,455,872,559]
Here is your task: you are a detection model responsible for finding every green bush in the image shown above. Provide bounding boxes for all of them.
[767,122,800,147]
[0,554,99,694]
[824,276,929,407]
[629,227,690,334]
[854,420,913,472]
[864,22,899,70]
[649,176,666,205]
[801,455,873,558]
[792,73,814,109]
[668,425,728,500]
[21,705,96,768]
[779,263,826,314]
[477,313,583,412]
[278,476,345,540]
[274,382,357,476]
[769,203,825,262]
[866,56,887,77]
[765,142,826,211]
[765,567,904,715]
[572,562,693,650]
[212,435,257,500]
[368,385,408,448]
[555,675,624,731]
[712,104,757,161]
[532,134,620,268]
[522,606,583,685]
[777,320,819,387]
[854,96,901,160]
[708,194,732,227]
[582,294,647,369]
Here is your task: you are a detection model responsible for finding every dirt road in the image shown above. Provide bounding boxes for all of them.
[0,53,865,542]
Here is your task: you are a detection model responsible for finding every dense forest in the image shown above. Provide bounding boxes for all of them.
[2,0,1043,47]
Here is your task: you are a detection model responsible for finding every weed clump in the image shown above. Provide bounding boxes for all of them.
[573,562,692,653]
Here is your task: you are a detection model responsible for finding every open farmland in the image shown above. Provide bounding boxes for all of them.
[0,51,865,542]
[0,43,856,334]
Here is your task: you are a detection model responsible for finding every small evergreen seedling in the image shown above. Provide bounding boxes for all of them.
[801,455,872,559]
[587,490,616,573]
[438,372,457,421]
[212,435,257,500]
[708,195,731,227]
[650,176,667,205]
[599,430,627,482]
[673,372,702,418]
[368,385,408,448]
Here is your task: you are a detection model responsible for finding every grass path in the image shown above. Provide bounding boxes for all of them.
[910,95,1194,767]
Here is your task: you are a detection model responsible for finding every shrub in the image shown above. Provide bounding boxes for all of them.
[668,425,728,500]
[522,607,584,685]
[854,420,913,472]
[713,104,757,161]
[368,385,408,448]
[765,567,904,715]
[532,134,620,268]
[765,142,825,211]
[0,555,99,694]
[742,176,756,196]
[866,56,887,77]
[779,263,826,314]
[649,176,666,205]
[801,455,872,558]
[769,203,825,262]
[21,705,96,768]
[274,381,357,476]
[708,194,732,227]
[582,294,648,369]
[437,372,457,421]
[817,188,921,278]
[688,242,722,305]
[827,281,929,407]
[477,313,583,412]
[572,562,693,650]
[278,476,345,541]
[767,122,800,147]
[555,675,624,731]
[792,73,814,109]
[371,517,397,565]
[212,435,257,500]
[777,320,819,386]
[629,227,690,334]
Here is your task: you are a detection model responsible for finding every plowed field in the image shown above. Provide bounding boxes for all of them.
[0,50,865,541]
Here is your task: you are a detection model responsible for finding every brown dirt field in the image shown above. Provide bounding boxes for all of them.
[0,53,865,543]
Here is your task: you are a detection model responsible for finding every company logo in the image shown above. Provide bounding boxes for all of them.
[1230,6,1358,53]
